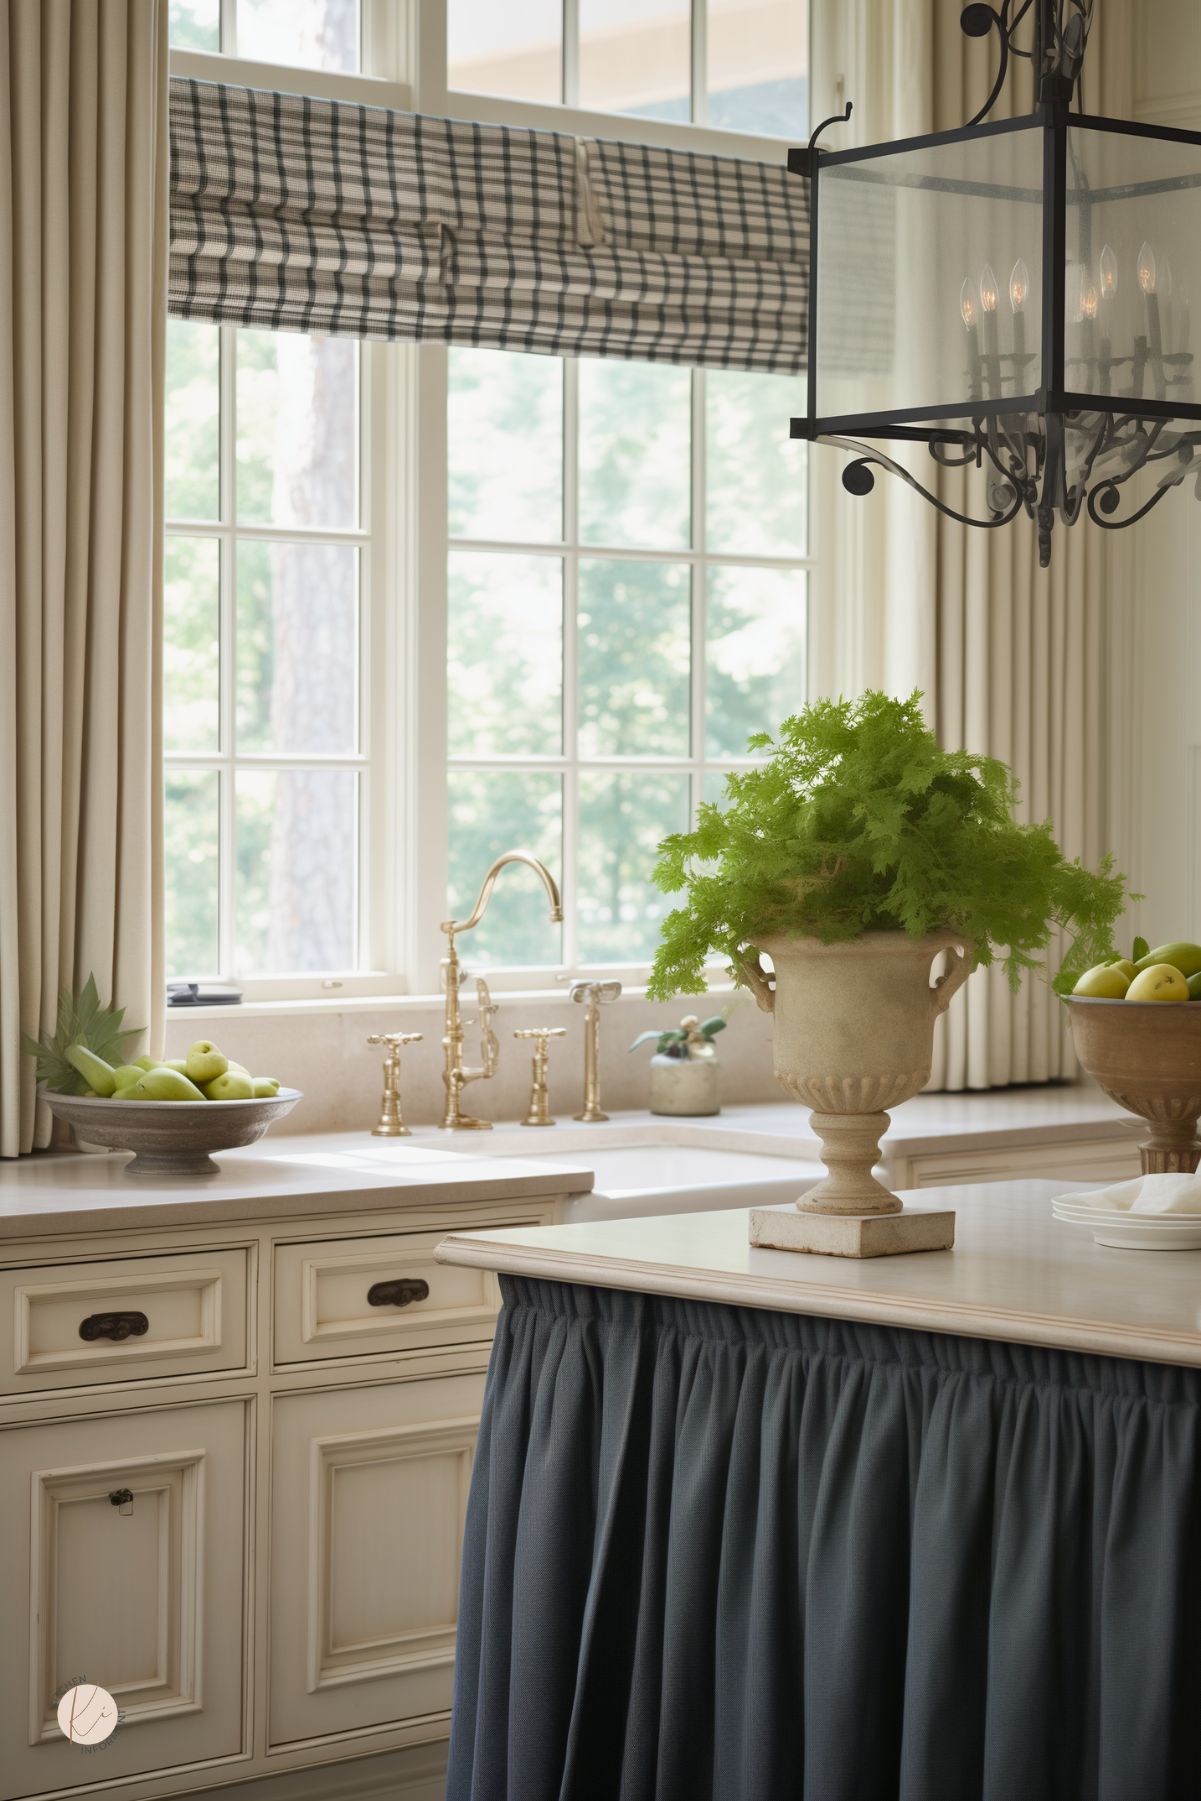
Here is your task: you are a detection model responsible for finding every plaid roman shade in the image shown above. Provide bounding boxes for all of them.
[168,76,809,372]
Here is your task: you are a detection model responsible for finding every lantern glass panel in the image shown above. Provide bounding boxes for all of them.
[1064,124,1201,413]
[814,123,1044,427]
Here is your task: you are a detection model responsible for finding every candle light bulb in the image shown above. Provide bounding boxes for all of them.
[960,277,977,330]
[1009,258,1030,313]
[979,263,999,314]
[1099,243,1118,300]
[1138,241,1158,296]
[1081,281,1099,322]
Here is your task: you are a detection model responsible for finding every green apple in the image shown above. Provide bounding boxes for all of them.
[111,1064,145,1092]
[64,1044,117,1097]
[1127,964,1189,1002]
[185,1040,229,1085]
[1134,941,1201,978]
[226,1060,250,1078]
[203,1071,254,1101]
[252,1076,280,1098]
[123,1068,207,1101]
[1072,964,1131,999]
[132,1055,157,1071]
[161,1058,189,1074]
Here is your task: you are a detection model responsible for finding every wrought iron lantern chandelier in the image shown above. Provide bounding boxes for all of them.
[792,0,1201,565]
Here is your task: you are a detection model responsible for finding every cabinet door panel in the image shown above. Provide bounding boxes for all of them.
[0,1399,247,1799]
[270,1373,484,1746]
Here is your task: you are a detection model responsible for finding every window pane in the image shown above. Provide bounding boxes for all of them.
[166,321,219,522]
[169,0,219,51]
[705,566,807,757]
[578,560,691,756]
[236,542,359,754]
[236,331,358,530]
[238,0,360,71]
[577,771,689,962]
[448,350,562,542]
[448,0,561,104]
[164,770,220,979]
[447,772,563,965]
[579,0,690,122]
[448,553,562,757]
[236,769,358,973]
[578,361,690,549]
[165,537,220,755]
[707,0,808,137]
[706,369,807,556]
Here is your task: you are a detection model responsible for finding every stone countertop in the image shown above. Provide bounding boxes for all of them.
[0,1133,594,1241]
[436,1179,1201,1369]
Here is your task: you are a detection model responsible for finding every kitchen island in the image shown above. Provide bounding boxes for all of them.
[437,1181,1201,1801]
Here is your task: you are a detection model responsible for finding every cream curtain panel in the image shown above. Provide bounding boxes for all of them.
[168,77,810,372]
[0,0,168,1157]
[810,0,1135,1090]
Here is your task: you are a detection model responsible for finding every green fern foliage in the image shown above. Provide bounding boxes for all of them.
[22,975,144,1095]
[647,692,1129,1001]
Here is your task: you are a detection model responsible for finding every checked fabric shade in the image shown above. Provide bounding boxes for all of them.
[167,77,809,373]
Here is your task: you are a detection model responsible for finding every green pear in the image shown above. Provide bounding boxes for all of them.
[1135,941,1201,978]
[124,1067,207,1101]
[65,1043,117,1097]
[1127,964,1189,1002]
[132,1055,157,1071]
[111,1064,145,1091]
[203,1070,254,1101]
[161,1058,189,1074]
[251,1076,280,1098]
[185,1040,229,1085]
[1188,972,1201,1001]
[1072,964,1131,999]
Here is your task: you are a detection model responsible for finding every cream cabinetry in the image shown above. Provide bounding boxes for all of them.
[0,1189,558,1801]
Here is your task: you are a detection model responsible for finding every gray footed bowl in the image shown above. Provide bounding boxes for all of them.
[41,1088,303,1176]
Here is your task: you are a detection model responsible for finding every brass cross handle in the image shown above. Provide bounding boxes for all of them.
[570,979,623,1121]
[366,1032,424,1137]
[513,1026,566,1128]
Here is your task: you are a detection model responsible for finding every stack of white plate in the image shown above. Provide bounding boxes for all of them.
[1052,1194,1201,1250]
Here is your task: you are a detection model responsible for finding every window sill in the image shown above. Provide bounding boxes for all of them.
[167,981,740,1023]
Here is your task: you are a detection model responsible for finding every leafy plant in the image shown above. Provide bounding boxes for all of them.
[630,1013,727,1061]
[22,975,144,1096]
[646,691,1129,1001]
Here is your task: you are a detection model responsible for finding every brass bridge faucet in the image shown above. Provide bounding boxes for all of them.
[513,1027,566,1127]
[440,851,563,1130]
[570,980,622,1121]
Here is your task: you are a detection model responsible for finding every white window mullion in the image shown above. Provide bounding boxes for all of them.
[691,0,707,128]
[561,356,580,972]
[217,324,238,981]
[562,0,578,109]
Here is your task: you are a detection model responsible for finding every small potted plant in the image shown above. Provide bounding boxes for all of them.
[645,691,1128,1254]
[630,1013,727,1116]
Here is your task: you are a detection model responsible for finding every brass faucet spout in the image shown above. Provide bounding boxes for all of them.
[442,850,562,937]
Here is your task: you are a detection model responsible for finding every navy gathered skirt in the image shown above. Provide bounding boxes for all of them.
[448,1275,1201,1801]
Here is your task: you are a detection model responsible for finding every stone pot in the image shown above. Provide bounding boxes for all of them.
[649,1048,720,1117]
[741,930,974,1218]
[1064,996,1201,1173]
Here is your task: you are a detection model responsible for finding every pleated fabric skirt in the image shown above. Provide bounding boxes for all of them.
[447,1275,1201,1801]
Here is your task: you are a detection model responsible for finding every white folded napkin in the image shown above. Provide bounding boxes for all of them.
[1060,1173,1201,1215]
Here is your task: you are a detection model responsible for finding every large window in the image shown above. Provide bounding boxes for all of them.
[164,0,813,996]
[446,0,807,139]
[445,353,808,972]
[164,325,370,987]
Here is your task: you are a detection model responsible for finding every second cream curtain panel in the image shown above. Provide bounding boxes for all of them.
[0,0,168,1157]
[809,0,1135,1090]
[167,76,810,371]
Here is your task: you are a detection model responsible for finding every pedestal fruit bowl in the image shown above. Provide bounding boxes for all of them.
[42,1088,303,1176]
[1065,997,1201,1174]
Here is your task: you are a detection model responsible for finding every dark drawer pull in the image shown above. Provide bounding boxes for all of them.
[367,1278,430,1310]
[79,1310,150,1343]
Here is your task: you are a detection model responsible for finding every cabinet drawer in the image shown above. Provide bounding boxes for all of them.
[273,1225,533,1365]
[0,1248,250,1393]
[0,1397,247,1798]
[270,1372,485,1745]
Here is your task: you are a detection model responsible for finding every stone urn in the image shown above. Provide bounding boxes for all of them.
[1065,996,1201,1174]
[740,930,974,1256]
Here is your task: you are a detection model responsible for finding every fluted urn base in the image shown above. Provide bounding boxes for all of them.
[742,930,974,1259]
